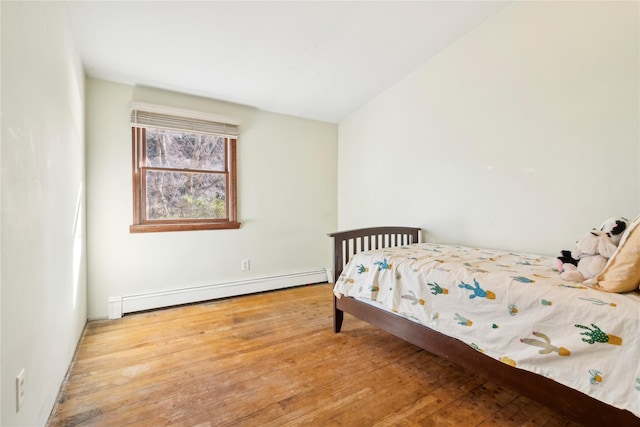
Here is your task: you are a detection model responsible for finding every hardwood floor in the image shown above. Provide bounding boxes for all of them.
[47,284,582,426]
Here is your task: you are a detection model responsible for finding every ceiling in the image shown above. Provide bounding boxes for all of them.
[67,1,508,123]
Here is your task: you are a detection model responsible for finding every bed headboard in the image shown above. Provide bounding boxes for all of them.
[328,226,421,282]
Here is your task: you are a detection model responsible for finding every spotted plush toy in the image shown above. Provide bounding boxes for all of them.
[598,216,630,245]
[559,230,617,282]
[556,216,629,271]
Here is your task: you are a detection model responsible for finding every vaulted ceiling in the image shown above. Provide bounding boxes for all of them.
[67,1,508,123]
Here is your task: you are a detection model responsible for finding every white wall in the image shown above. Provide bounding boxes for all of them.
[86,80,337,319]
[338,1,639,256]
[1,2,87,426]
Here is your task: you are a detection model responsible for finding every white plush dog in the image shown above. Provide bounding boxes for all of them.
[598,217,629,245]
[559,230,617,283]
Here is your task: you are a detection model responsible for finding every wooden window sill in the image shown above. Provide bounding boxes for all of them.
[130,222,241,233]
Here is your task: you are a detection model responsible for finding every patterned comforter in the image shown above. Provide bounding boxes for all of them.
[333,243,640,417]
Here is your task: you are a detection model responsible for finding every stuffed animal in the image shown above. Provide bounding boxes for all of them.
[559,230,617,282]
[598,217,629,245]
[557,249,578,268]
[555,216,629,270]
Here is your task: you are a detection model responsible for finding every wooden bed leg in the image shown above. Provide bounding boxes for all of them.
[333,296,344,333]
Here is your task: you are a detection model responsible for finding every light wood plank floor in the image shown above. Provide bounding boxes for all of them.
[47,284,582,426]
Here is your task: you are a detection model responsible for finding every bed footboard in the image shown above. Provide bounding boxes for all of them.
[328,226,420,332]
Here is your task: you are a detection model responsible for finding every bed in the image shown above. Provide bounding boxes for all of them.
[329,226,640,426]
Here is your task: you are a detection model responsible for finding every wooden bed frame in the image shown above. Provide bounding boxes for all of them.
[329,226,639,427]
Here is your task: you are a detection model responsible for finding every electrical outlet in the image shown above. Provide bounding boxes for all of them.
[16,369,25,412]
[241,259,250,271]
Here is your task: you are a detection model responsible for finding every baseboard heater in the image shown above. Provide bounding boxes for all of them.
[108,268,331,319]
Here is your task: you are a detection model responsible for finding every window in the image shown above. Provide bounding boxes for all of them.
[130,103,240,232]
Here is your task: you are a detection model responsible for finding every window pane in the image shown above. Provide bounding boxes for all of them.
[145,170,226,219]
[145,128,225,171]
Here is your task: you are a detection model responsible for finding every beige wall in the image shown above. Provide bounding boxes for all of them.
[338,1,639,255]
[86,79,338,318]
[1,2,87,425]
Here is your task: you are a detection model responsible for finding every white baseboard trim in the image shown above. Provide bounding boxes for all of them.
[108,269,329,319]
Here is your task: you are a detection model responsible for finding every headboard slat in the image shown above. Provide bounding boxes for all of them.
[328,226,421,282]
